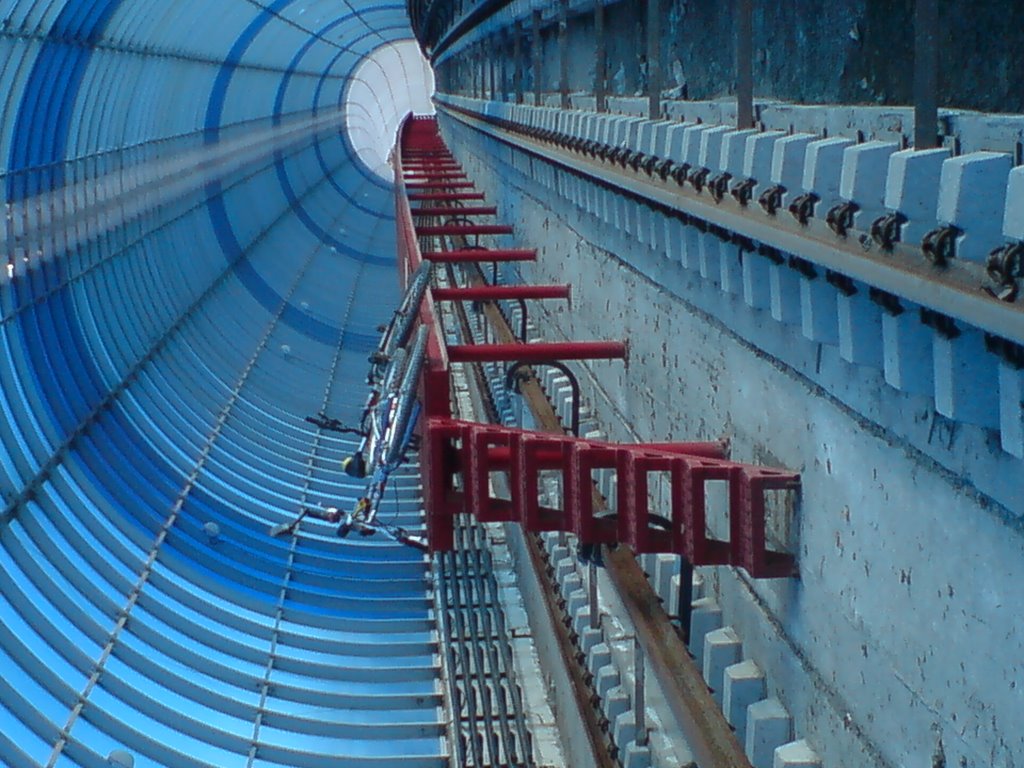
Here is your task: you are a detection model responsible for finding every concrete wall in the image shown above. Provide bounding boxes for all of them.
[439,112,1024,768]
[531,0,1024,113]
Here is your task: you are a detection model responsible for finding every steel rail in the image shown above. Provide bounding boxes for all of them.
[438,102,1024,347]
[457,255,754,767]
[444,263,617,768]
[400,120,751,766]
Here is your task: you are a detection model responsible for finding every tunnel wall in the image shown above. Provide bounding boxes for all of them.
[0,2,445,767]
[435,105,1024,768]
[494,0,1024,114]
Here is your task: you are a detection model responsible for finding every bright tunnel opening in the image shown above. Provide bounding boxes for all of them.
[344,39,436,180]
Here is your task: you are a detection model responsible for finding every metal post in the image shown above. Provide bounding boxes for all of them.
[646,0,662,120]
[490,39,497,99]
[914,0,939,149]
[448,340,627,363]
[559,0,570,109]
[589,559,600,629]
[514,21,523,104]
[634,636,648,746]
[677,556,694,644]
[431,284,572,301]
[532,10,543,106]
[502,30,510,101]
[736,0,754,129]
[594,0,607,112]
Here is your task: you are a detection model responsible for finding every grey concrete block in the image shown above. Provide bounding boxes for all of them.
[770,133,816,204]
[773,739,821,768]
[999,363,1024,458]
[699,125,734,172]
[801,137,855,213]
[742,252,772,310]
[837,290,883,368]
[936,151,1013,262]
[723,659,767,742]
[601,685,631,724]
[566,588,588,617]
[688,597,723,670]
[799,276,838,344]
[595,665,620,698]
[881,306,934,395]
[1003,166,1024,240]
[884,147,949,243]
[746,698,793,768]
[769,262,801,325]
[653,554,677,603]
[576,623,603,656]
[933,327,1000,428]
[720,128,759,176]
[839,140,900,227]
[612,711,639,749]
[702,626,743,705]
[743,131,787,198]
[620,740,653,768]
[587,642,612,676]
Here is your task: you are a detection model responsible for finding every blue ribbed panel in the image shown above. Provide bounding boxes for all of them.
[0,1,443,766]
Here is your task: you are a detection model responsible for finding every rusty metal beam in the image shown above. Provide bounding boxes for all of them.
[532,10,543,106]
[594,0,607,112]
[432,284,571,301]
[646,0,661,121]
[736,0,754,129]
[559,0,570,109]
[914,0,939,149]
[448,340,626,363]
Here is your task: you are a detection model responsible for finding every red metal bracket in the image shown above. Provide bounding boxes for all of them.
[394,116,800,578]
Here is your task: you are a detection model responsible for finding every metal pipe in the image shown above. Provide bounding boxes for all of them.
[421,248,536,262]
[677,556,694,644]
[646,0,661,121]
[736,0,754,129]
[594,0,607,112]
[588,559,600,629]
[432,284,571,301]
[411,206,498,216]
[504,359,582,436]
[634,636,648,746]
[416,224,514,236]
[559,0,570,109]
[914,0,939,149]
[407,192,486,202]
[514,20,524,104]
[532,10,543,106]
[405,181,476,189]
[450,341,627,363]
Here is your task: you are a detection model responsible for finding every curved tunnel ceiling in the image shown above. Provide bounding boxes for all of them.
[0,2,441,767]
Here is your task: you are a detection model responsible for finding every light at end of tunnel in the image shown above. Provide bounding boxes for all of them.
[344,40,435,181]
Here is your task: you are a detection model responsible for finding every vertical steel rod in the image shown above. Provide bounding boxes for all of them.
[588,558,600,629]
[677,556,694,644]
[491,39,499,99]
[559,0,570,109]
[914,0,939,149]
[594,0,607,112]
[634,636,648,746]
[514,21,524,104]
[502,30,509,101]
[532,10,543,106]
[646,0,662,120]
[736,0,754,129]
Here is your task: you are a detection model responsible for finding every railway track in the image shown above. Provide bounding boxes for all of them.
[412,195,754,766]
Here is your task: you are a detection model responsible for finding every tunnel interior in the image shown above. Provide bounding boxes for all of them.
[0,2,445,767]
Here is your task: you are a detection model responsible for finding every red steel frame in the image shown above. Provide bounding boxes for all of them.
[394,116,799,578]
